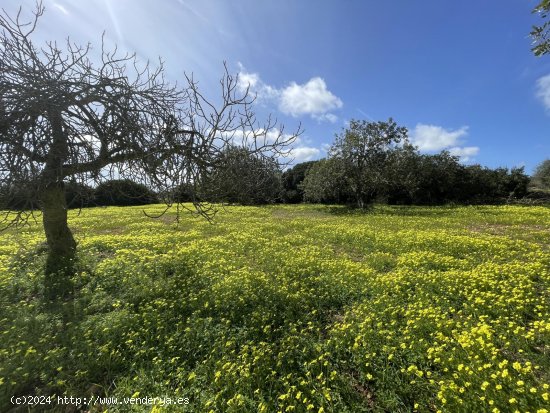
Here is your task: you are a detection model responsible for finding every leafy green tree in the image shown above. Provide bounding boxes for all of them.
[531,159,550,190]
[330,118,409,208]
[63,181,95,209]
[94,180,158,206]
[281,161,319,203]
[381,143,422,204]
[169,182,196,203]
[301,158,350,204]
[531,0,550,56]
[417,152,464,204]
[384,151,462,205]
[455,165,530,204]
[203,146,282,205]
[384,151,529,205]
[506,167,530,198]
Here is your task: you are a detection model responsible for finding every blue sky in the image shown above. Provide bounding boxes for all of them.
[7,0,550,173]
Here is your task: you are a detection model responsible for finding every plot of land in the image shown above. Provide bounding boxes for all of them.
[0,204,549,412]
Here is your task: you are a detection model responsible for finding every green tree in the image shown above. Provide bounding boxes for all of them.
[381,143,421,204]
[301,158,350,204]
[94,180,158,206]
[531,159,550,190]
[531,0,550,56]
[203,146,283,205]
[417,152,464,204]
[455,165,529,204]
[330,118,409,208]
[281,160,319,203]
[506,167,530,198]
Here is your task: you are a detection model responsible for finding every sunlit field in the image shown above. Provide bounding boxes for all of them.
[1,204,549,412]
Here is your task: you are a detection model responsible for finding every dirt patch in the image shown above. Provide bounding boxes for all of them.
[346,370,376,409]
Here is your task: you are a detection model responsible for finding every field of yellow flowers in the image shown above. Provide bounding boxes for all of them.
[0,204,549,412]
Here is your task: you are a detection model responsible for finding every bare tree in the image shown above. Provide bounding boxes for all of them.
[0,3,298,299]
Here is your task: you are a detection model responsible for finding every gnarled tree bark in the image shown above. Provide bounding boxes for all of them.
[41,181,76,300]
[40,108,76,299]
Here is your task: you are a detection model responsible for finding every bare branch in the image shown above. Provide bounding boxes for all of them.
[0,2,300,229]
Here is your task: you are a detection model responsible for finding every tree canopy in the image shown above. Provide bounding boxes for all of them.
[531,159,550,190]
[281,160,319,203]
[301,158,350,204]
[328,118,409,208]
[300,125,530,207]
[202,145,282,205]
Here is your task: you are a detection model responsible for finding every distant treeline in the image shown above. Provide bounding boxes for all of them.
[2,129,549,209]
[283,155,547,206]
[2,155,549,210]
[288,119,550,208]
[0,179,158,210]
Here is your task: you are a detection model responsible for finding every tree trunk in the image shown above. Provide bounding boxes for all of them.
[41,181,76,300]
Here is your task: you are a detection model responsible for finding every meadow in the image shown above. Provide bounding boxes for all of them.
[0,204,549,412]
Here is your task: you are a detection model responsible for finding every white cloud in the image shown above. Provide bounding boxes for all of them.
[411,124,469,151]
[290,146,321,163]
[236,66,280,105]
[411,123,478,162]
[236,64,342,122]
[448,146,479,162]
[237,71,260,91]
[317,113,338,123]
[53,3,70,15]
[279,77,343,120]
[536,74,550,110]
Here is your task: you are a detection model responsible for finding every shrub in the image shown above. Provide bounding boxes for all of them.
[94,180,158,206]
[0,181,95,210]
[65,181,95,208]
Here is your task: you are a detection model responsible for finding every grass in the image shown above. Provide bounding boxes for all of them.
[0,204,549,412]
